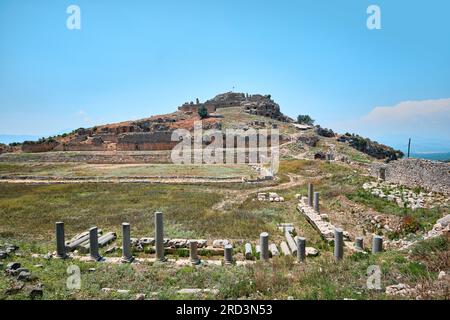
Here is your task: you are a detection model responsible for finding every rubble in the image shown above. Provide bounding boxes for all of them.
[362,181,449,210]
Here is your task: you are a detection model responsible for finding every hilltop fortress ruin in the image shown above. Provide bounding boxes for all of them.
[17,92,291,154]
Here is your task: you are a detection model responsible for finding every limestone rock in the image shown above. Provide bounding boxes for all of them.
[305,247,319,257]
[212,239,230,248]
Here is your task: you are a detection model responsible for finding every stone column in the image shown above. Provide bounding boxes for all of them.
[189,241,200,265]
[313,192,320,213]
[121,223,133,263]
[89,226,102,261]
[308,183,314,207]
[260,232,269,261]
[155,212,166,262]
[334,228,343,261]
[355,237,364,251]
[296,237,306,262]
[379,168,386,181]
[224,244,233,265]
[372,235,383,253]
[244,243,252,260]
[55,222,67,259]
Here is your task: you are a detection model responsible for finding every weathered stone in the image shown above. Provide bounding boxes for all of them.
[305,247,319,257]
[285,231,297,255]
[280,241,291,256]
[244,243,253,260]
[89,227,102,261]
[269,243,279,257]
[17,271,31,281]
[313,192,320,213]
[355,237,364,251]
[308,183,314,207]
[297,197,346,243]
[135,293,146,300]
[155,212,166,262]
[224,244,233,265]
[212,239,230,248]
[139,237,155,246]
[189,241,201,265]
[370,159,450,196]
[28,286,43,300]
[66,229,102,252]
[168,239,188,248]
[372,235,383,253]
[260,232,269,261]
[296,237,306,262]
[334,228,344,261]
[6,262,21,271]
[121,223,134,263]
[55,222,67,259]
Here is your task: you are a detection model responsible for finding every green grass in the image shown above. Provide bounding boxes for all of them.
[0,162,253,179]
[2,236,448,300]
[346,189,443,237]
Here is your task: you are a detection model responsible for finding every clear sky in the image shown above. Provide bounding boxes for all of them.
[1,0,449,153]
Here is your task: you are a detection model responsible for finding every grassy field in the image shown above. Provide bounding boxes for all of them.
[0,159,448,300]
[0,162,254,179]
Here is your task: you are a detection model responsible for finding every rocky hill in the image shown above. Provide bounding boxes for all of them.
[3,92,402,162]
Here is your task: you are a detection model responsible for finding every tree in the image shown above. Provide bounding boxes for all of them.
[297,115,315,125]
[198,105,209,119]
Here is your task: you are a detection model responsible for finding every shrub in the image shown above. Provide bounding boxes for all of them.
[297,115,315,125]
[198,105,209,119]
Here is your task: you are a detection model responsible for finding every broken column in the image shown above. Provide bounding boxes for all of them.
[308,183,314,207]
[334,228,343,261]
[89,226,102,261]
[224,244,233,265]
[244,243,253,260]
[55,222,67,259]
[280,241,291,256]
[296,237,306,262]
[189,240,201,265]
[121,223,133,263]
[260,232,269,261]
[372,235,383,253]
[314,192,320,213]
[285,231,298,255]
[155,211,166,262]
[269,243,279,257]
[355,237,364,251]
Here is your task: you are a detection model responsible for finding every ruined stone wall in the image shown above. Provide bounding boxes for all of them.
[54,144,109,152]
[0,151,173,164]
[118,142,179,151]
[21,142,59,153]
[370,158,450,195]
[178,104,217,114]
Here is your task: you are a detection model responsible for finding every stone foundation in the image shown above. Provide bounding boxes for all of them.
[370,158,450,195]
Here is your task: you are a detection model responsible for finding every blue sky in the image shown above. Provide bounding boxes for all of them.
[1,0,449,153]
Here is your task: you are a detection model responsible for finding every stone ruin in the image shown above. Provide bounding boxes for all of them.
[178,92,293,123]
[371,158,450,195]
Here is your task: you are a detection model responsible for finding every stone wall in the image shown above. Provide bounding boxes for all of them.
[21,142,59,153]
[117,132,179,151]
[370,158,450,195]
[0,151,173,164]
[178,103,217,114]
